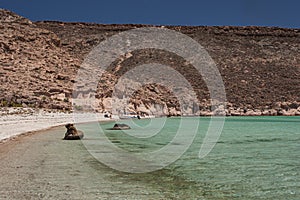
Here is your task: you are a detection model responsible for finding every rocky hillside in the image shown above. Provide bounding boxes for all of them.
[1,9,300,116]
[0,9,80,110]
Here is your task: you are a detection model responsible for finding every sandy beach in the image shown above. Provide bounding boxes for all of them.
[0,108,116,142]
[0,123,169,199]
[0,108,184,199]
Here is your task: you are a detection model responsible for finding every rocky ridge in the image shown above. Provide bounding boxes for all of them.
[1,9,300,116]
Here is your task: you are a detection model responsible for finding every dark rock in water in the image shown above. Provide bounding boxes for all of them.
[63,123,84,140]
[110,123,131,130]
[64,132,84,140]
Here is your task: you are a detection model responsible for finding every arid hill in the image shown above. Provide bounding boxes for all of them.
[1,9,300,116]
[0,9,80,110]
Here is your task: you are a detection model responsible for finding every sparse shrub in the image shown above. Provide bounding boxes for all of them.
[74,105,83,111]
[1,100,8,107]
[10,101,23,107]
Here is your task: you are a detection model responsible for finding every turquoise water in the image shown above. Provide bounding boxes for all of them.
[78,116,300,199]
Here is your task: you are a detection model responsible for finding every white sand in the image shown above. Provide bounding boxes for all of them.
[0,108,115,142]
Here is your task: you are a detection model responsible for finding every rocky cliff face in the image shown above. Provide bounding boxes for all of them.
[1,9,300,115]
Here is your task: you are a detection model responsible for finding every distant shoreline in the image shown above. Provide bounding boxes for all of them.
[1,107,299,143]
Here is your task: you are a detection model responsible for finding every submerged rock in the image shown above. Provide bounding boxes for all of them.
[63,123,84,140]
[110,123,131,130]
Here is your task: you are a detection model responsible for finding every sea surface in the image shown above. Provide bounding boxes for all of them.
[77,116,300,199]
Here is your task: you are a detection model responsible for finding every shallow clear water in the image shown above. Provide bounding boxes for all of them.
[77,116,300,199]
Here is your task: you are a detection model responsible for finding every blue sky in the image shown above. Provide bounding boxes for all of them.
[1,0,299,28]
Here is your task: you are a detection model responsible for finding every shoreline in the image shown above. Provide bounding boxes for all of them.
[0,108,116,143]
[1,107,299,143]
